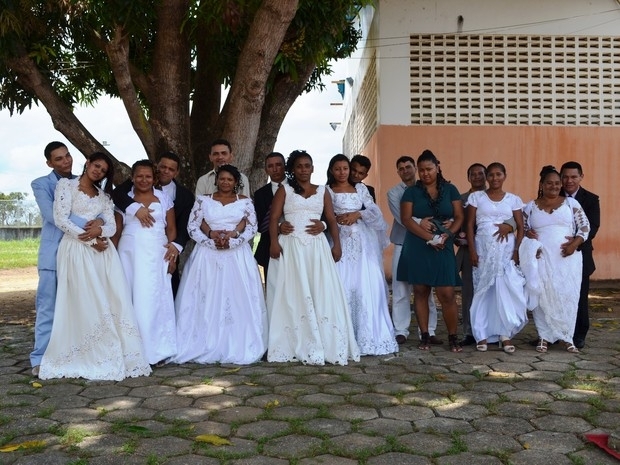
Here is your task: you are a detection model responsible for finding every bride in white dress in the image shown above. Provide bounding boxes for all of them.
[520,166,590,354]
[267,151,360,365]
[326,154,397,356]
[39,153,151,381]
[113,160,177,366]
[171,165,267,365]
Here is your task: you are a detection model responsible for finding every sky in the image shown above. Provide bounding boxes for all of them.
[0,62,348,197]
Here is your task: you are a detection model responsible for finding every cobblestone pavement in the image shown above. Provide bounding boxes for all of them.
[0,317,618,465]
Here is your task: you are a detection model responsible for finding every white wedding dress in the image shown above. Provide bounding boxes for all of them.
[520,197,590,343]
[328,184,398,355]
[468,191,528,343]
[267,184,360,365]
[171,195,267,365]
[39,178,151,381]
[116,188,177,365]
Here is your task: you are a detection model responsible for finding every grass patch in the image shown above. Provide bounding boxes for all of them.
[60,427,89,446]
[0,238,39,269]
[446,431,467,455]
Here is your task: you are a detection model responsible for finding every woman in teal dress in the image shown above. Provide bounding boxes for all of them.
[397,150,464,352]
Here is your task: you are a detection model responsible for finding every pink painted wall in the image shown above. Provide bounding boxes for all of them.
[363,125,617,280]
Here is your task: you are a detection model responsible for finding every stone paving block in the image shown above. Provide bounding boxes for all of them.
[471,415,535,435]
[262,434,323,459]
[330,405,378,421]
[268,406,318,420]
[401,391,452,407]
[297,393,345,406]
[517,431,584,453]
[546,400,591,416]
[1,417,57,436]
[349,373,390,384]
[593,411,620,429]
[142,395,193,410]
[380,405,434,421]
[419,381,465,395]
[531,414,593,433]
[0,405,42,420]
[210,406,263,423]
[462,431,522,453]
[503,390,554,404]
[49,407,100,422]
[161,375,206,388]
[128,385,177,398]
[414,417,474,434]
[358,417,413,436]
[209,374,248,387]
[398,431,453,455]
[472,380,514,393]
[364,364,411,375]
[530,361,572,372]
[367,451,431,465]
[88,455,147,465]
[508,449,574,465]
[519,370,563,381]
[406,365,450,375]
[192,420,231,436]
[231,457,288,465]
[91,395,142,411]
[1,394,42,407]
[79,384,130,399]
[553,388,600,401]
[150,365,194,378]
[225,384,271,399]
[489,361,533,373]
[496,402,543,419]
[431,372,478,384]
[167,455,220,465]
[194,394,242,410]
[436,452,503,464]
[37,383,84,397]
[575,360,617,371]
[452,390,499,405]
[176,384,225,397]
[195,436,258,458]
[134,435,193,456]
[77,433,129,455]
[321,382,367,395]
[244,393,294,408]
[235,420,289,439]
[372,382,418,395]
[39,395,91,409]
[512,380,562,392]
[349,393,399,408]
[450,363,492,375]
[104,407,156,422]
[434,403,489,421]
[299,454,357,465]
[255,373,298,386]
[327,432,385,455]
[157,407,210,423]
[12,451,75,465]
[425,356,463,367]
[117,375,158,388]
[570,446,620,465]
[272,383,320,396]
[304,418,352,437]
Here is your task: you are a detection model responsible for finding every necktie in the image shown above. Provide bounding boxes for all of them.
[259,183,282,234]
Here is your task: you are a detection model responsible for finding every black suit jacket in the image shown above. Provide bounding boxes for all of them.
[112,179,195,249]
[253,183,274,268]
[561,187,600,276]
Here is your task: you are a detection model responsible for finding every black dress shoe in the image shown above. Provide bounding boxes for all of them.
[459,335,476,346]
[574,339,585,349]
[396,335,407,345]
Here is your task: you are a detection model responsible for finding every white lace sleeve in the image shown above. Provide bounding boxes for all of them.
[53,179,84,239]
[99,193,117,237]
[228,199,258,249]
[356,184,390,249]
[187,197,216,248]
[566,197,590,242]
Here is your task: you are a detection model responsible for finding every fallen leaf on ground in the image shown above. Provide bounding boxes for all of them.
[195,435,232,446]
[0,440,45,452]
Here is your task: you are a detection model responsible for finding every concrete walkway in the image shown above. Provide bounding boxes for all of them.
[0,317,618,465]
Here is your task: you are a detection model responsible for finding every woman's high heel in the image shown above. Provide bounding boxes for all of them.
[500,336,515,354]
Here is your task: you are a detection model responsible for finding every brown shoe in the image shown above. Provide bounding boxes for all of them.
[429,335,443,345]
[396,335,407,345]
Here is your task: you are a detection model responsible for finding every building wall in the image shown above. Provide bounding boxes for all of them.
[364,125,617,279]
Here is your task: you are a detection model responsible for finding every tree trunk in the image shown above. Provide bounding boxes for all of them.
[221,0,299,174]
[249,61,317,193]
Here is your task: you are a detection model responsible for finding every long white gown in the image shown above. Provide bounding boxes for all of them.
[328,184,398,355]
[520,197,590,343]
[171,195,267,365]
[116,188,176,365]
[267,184,361,365]
[468,191,528,343]
[39,178,151,381]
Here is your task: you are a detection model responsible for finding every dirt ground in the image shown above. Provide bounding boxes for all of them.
[0,266,619,327]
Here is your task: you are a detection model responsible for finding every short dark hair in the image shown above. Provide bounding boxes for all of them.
[350,154,371,170]
[560,161,583,175]
[467,163,486,177]
[396,156,415,167]
[44,141,67,160]
[131,159,156,177]
[210,138,232,152]
[265,151,285,166]
[158,151,180,168]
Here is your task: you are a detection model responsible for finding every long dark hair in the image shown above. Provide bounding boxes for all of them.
[85,152,115,195]
[326,154,356,188]
[537,165,560,198]
[285,150,313,195]
[415,149,450,217]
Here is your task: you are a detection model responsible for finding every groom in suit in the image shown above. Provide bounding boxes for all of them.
[30,142,107,377]
[254,152,287,278]
[560,161,600,349]
[113,151,194,296]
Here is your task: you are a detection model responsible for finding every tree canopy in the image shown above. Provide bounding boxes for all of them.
[0,0,371,190]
